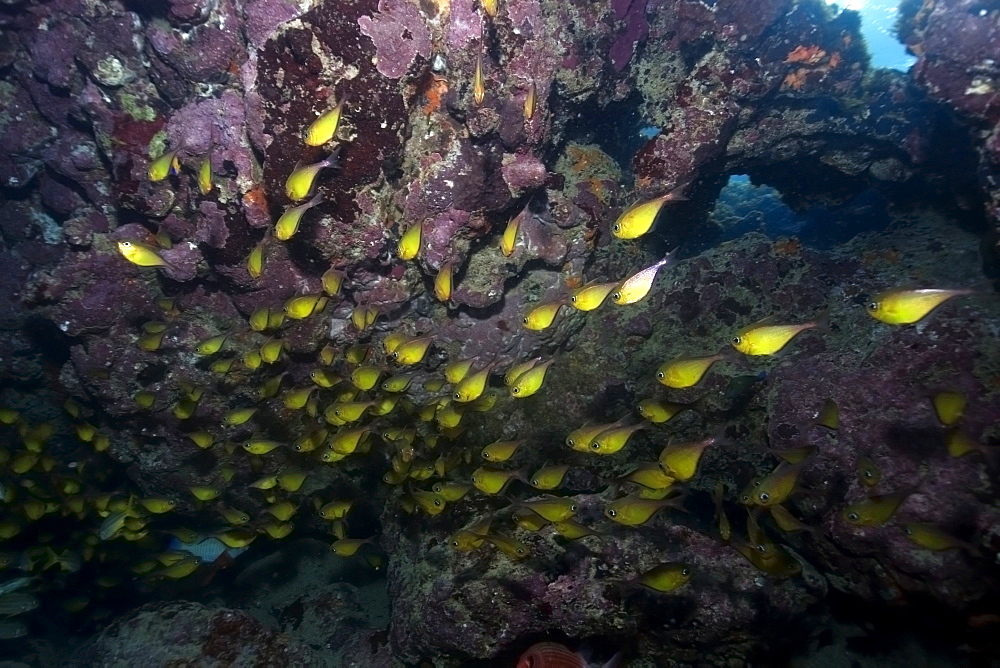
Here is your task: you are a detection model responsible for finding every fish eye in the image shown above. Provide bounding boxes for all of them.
[863,470,874,479]
[451,540,459,547]
[756,543,766,552]
[516,548,525,554]
[740,495,750,503]
[867,302,878,311]
[613,224,620,232]
[732,336,741,345]
[612,292,621,301]
[434,499,442,506]
[570,504,577,511]
[590,442,600,450]
[848,512,859,521]
[512,387,520,394]
[392,351,399,359]
[322,453,331,461]
[566,439,575,447]
[571,295,578,302]
[758,492,769,503]
[432,484,442,492]
[608,509,616,517]
[682,567,690,575]
[522,316,529,324]
[453,392,461,400]
[656,372,664,379]
[121,241,132,248]
[904,526,913,535]
[483,452,491,459]
[530,479,539,486]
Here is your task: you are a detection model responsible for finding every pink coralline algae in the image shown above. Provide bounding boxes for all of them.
[358,0,432,80]
[501,153,548,198]
[610,0,649,72]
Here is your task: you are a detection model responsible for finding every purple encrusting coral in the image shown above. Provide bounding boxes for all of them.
[0,0,999,664]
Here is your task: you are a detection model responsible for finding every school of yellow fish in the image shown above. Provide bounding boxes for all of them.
[1,4,993,627]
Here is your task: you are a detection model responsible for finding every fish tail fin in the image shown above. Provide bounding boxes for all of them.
[810,308,832,334]
[325,145,343,169]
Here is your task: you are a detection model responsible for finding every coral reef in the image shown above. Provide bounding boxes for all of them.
[0,0,998,664]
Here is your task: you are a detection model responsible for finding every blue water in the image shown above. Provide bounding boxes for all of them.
[826,0,916,71]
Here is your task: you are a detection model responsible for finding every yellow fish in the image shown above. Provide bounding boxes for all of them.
[637,398,693,424]
[275,193,323,241]
[712,482,731,541]
[285,293,327,319]
[331,538,372,557]
[188,486,220,502]
[513,508,549,532]
[589,421,648,455]
[634,562,692,592]
[326,401,374,424]
[482,0,498,17]
[117,240,172,269]
[902,522,976,553]
[222,407,257,426]
[410,490,446,516]
[529,464,570,490]
[444,357,475,384]
[612,251,676,305]
[814,398,839,430]
[471,466,522,495]
[519,496,577,522]
[523,79,536,120]
[569,280,617,312]
[768,504,814,534]
[866,286,978,325]
[523,301,565,330]
[285,149,339,201]
[198,151,213,195]
[944,427,996,458]
[752,461,805,507]
[398,221,422,261]
[435,260,454,303]
[195,334,228,356]
[305,93,348,146]
[565,418,627,453]
[505,358,540,386]
[611,187,686,239]
[454,361,497,402]
[147,146,182,182]
[380,373,412,393]
[243,438,283,455]
[481,439,524,462]
[481,533,530,560]
[249,306,269,332]
[732,536,801,578]
[931,390,965,427]
[282,386,316,410]
[842,489,914,527]
[656,352,725,389]
[473,52,485,105]
[500,212,520,256]
[551,519,599,540]
[731,313,826,356]
[857,456,881,488]
[510,359,554,398]
[392,336,433,365]
[658,433,721,481]
[321,267,345,296]
[432,481,473,501]
[605,494,685,526]
[138,498,176,514]
[450,518,492,552]
[620,462,676,490]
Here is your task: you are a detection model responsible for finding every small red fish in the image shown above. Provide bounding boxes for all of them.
[516,641,621,668]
